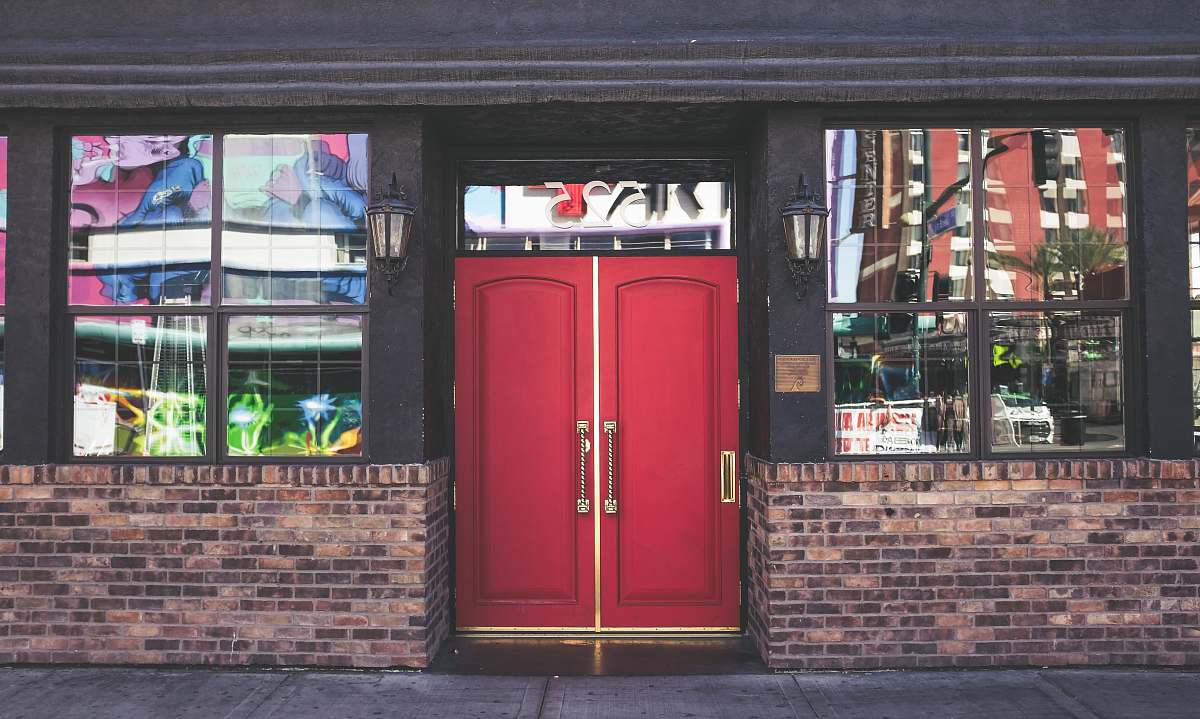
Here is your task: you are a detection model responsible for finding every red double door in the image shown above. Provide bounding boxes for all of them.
[454,256,740,631]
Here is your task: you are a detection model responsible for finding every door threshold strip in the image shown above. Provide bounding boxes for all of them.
[455,632,743,639]
[456,628,742,638]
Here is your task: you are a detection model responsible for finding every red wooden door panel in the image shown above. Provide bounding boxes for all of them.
[597,256,739,629]
[454,257,595,629]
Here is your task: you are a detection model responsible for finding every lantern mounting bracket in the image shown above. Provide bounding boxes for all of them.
[788,257,821,300]
[379,256,409,294]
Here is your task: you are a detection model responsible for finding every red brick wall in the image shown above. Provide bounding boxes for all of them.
[0,460,450,668]
[745,456,1200,669]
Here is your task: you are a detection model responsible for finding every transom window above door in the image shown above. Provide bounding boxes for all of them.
[459,159,734,252]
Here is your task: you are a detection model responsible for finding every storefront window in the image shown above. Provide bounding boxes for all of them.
[827,129,973,303]
[459,159,734,252]
[67,131,367,460]
[1189,129,1200,449]
[833,312,970,455]
[226,315,362,457]
[73,315,208,457]
[988,312,1123,453]
[983,128,1127,302]
[0,136,7,450]
[223,134,368,304]
[827,126,1129,457]
[1192,311,1200,451]
[0,135,7,303]
[69,135,213,306]
[1185,128,1200,297]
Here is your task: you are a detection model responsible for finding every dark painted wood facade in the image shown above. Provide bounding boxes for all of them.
[1,0,1199,669]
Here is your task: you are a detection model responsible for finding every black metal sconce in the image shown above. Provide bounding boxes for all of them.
[779,173,830,299]
[366,173,416,293]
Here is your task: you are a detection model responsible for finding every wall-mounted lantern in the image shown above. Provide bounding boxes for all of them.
[779,173,829,299]
[366,173,416,292]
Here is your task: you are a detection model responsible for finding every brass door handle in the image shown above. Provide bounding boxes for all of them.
[720,451,737,503]
[576,421,591,513]
[603,421,617,514]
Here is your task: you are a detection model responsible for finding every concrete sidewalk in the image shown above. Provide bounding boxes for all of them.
[1,666,1198,718]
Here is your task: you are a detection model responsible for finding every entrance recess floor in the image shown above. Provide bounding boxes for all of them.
[429,636,763,675]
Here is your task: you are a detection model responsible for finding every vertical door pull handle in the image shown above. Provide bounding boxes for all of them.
[603,421,618,514]
[576,421,591,513]
[720,450,738,503]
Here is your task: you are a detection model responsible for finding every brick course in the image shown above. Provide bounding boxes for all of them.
[0,460,450,668]
[745,457,1200,670]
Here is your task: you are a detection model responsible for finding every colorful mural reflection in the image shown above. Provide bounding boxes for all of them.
[222,134,369,305]
[1,135,8,303]
[226,314,362,456]
[73,315,208,457]
[1,137,9,450]
[69,135,214,306]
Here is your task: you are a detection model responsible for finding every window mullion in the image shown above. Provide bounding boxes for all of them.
[209,131,223,463]
[970,128,989,458]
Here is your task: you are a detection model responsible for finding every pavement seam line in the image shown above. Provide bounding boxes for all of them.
[776,674,819,719]
[791,674,838,719]
[222,672,296,719]
[1032,672,1107,719]
[518,676,550,719]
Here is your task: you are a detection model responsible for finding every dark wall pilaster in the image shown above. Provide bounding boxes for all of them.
[745,115,770,458]
[1136,110,1193,458]
[368,112,427,463]
[764,108,828,462]
[5,118,57,463]
[422,120,451,460]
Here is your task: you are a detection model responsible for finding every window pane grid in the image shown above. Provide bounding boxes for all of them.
[225,314,363,458]
[66,131,368,461]
[833,311,971,456]
[222,134,369,306]
[826,126,1130,459]
[1,136,7,450]
[987,311,1124,454]
[1187,128,1200,451]
[73,315,208,458]
[1,134,8,305]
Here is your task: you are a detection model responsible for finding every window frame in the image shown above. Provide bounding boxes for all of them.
[0,133,7,455]
[61,125,372,464]
[1187,126,1200,454]
[823,122,1136,460]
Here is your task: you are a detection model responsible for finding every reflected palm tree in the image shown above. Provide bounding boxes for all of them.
[1056,229,1125,295]
[990,228,1123,300]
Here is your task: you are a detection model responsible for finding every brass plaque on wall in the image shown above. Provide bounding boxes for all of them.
[774,354,821,393]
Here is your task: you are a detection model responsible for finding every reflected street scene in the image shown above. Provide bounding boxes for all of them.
[989,312,1124,453]
[833,312,970,455]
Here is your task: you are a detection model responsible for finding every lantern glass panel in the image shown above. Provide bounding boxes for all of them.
[807,212,826,258]
[389,214,413,259]
[369,213,389,260]
[783,214,802,260]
